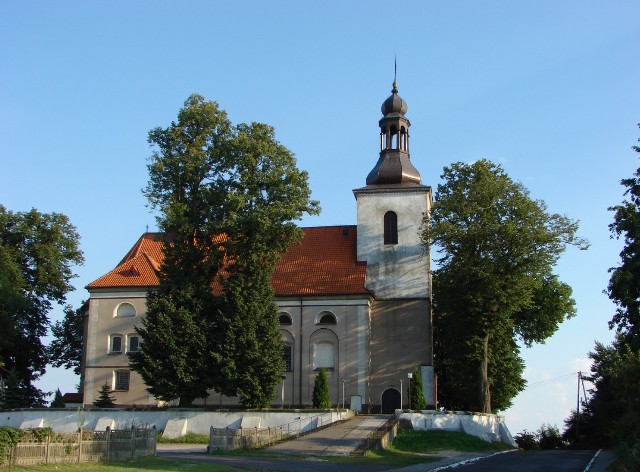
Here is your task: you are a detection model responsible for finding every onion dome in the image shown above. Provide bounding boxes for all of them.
[381,82,407,116]
[364,80,421,186]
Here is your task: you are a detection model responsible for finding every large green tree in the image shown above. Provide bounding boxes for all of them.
[0,206,83,408]
[607,131,640,349]
[566,134,640,469]
[48,303,86,380]
[213,122,320,407]
[564,339,640,468]
[130,95,234,406]
[130,94,319,407]
[424,160,586,413]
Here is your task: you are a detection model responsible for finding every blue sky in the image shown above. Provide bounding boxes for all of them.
[1,1,638,434]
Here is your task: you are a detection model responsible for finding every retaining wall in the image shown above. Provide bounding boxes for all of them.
[0,409,351,437]
[395,410,516,447]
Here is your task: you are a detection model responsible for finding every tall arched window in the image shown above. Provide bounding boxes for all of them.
[384,211,398,245]
[313,342,335,370]
[282,342,293,372]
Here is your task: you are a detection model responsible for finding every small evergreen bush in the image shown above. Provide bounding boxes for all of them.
[50,388,64,408]
[93,382,116,408]
[409,368,426,410]
[312,368,331,408]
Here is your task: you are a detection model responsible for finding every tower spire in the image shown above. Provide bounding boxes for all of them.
[393,56,398,92]
[364,74,421,186]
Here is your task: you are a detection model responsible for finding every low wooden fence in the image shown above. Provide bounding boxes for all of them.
[351,416,397,456]
[3,427,156,466]
[209,413,335,451]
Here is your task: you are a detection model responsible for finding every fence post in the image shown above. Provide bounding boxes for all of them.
[106,426,111,461]
[45,434,50,464]
[153,425,157,456]
[78,430,83,463]
[130,426,136,459]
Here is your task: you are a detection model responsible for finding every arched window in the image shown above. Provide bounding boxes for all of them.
[281,330,294,373]
[279,312,292,325]
[115,303,136,317]
[282,342,293,372]
[384,211,398,245]
[317,311,337,325]
[313,342,335,370]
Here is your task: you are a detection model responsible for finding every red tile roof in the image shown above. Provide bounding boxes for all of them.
[86,226,368,296]
[60,392,83,403]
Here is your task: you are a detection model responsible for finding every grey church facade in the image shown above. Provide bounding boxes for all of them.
[83,81,434,412]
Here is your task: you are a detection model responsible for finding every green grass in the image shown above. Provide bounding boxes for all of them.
[209,429,511,467]
[391,429,513,453]
[5,430,512,472]
[156,432,209,444]
[211,446,438,467]
[3,457,242,472]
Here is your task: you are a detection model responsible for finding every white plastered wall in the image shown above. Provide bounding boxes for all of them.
[355,187,431,300]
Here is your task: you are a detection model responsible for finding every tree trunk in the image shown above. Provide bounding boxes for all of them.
[478,332,491,413]
[178,396,194,407]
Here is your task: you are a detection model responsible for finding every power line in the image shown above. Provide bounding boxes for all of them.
[525,372,577,388]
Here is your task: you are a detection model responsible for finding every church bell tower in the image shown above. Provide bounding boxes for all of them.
[353,80,432,300]
[353,78,434,408]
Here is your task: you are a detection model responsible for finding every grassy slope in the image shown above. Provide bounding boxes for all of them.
[391,429,513,453]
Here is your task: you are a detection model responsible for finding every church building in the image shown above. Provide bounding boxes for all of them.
[83,81,434,413]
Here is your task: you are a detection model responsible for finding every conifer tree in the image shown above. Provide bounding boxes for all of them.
[50,389,64,408]
[409,368,426,410]
[312,369,331,409]
[93,382,116,408]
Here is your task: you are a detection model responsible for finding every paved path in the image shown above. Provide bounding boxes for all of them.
[265,415,391,456]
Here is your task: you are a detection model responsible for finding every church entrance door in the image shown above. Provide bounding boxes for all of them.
[381,388,400,414]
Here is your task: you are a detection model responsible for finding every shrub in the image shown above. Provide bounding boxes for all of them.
[312,369,331,408]
[514,430,539,450]
[537,424,565,449]
[0,426,21,465]
[409,368,426,410]
[93,382,116,408]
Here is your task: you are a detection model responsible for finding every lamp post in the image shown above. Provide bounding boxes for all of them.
[280,374,286,409]
[407,372,413,411]
[341,378,345,411]
[400,378,403,411]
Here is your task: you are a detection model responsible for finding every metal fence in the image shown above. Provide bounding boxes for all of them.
[209,413,335,451]
[3,427,156,466]
[351,416,397,456]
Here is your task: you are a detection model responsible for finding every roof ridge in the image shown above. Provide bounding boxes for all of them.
[142,251,161,272]
[117,234,147,266]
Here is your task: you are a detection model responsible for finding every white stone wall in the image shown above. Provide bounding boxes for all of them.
[355,187,431,300]
[0,410,351,435]
[396,410,517,447]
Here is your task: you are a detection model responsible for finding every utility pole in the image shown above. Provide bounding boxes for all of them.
[576,371,581,441]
